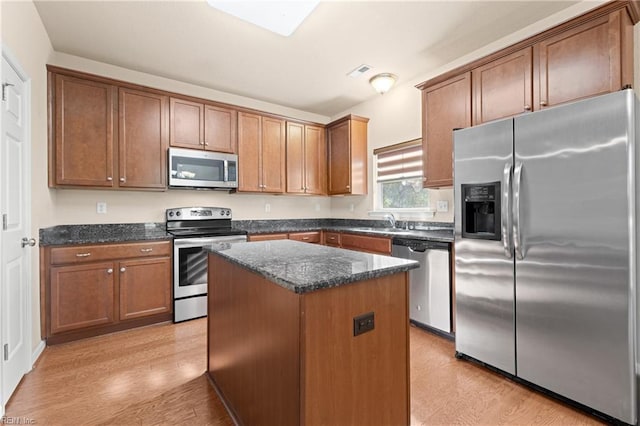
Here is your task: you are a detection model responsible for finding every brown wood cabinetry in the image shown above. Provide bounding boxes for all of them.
[43,240,172,344]
[238,112,286,193]
[169,97,237,153]
[421,73,471,188]
[472,48,533,125]
[323,232,341,247]
[321,231,391,255]
[247,233,289,242]
[49,69,168,190]
[327,115,369,195]
[286,122,326,195]
[418,2,637,187]
[248,231,321,243]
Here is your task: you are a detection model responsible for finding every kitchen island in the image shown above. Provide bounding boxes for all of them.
[206,240,419,426]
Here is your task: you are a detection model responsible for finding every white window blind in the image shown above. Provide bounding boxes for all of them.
[374,138,422,182]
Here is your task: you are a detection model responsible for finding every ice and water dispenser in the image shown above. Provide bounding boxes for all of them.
[461,182,501,241]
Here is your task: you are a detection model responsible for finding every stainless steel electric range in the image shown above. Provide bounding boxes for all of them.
[166,207,247,322]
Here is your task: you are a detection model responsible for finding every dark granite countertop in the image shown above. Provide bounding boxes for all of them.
[39,223,170,246]
[207,240,419,294]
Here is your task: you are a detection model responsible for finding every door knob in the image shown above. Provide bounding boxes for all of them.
[21,237,36,248]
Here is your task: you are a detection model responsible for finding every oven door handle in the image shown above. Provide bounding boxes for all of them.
[173,236,247,248]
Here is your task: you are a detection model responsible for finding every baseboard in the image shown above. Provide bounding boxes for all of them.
[31,340,46,369]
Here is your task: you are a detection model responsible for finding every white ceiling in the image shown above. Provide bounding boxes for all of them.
[34,1,580,117]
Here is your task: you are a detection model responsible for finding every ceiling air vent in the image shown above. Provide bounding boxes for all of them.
[347,64,372,78]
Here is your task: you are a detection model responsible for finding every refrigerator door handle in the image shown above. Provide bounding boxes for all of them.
[502,163,513,259]
[513,161,524,260]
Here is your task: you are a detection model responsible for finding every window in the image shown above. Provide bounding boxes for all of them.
[374,138,430,211]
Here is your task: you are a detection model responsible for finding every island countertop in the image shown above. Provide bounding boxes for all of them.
[207,239,419,294]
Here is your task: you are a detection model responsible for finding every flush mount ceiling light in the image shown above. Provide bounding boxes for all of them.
[207,0,320,37]
[369,73,398,95]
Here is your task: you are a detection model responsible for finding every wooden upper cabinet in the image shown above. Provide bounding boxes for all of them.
[534,10,632,109]
[261,117,286,193]
[53,74,115,187]
[473,47,533,125]
[238,112,285,193]
[118,88,168,189]
[286,122,326,195]
[204,104,237,153]
[422,73,471,188]
[327,115,368,195]
[169,97,203,149]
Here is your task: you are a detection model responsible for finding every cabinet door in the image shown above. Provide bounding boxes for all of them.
[286,122,305,194]
[54,74,115,187]
[50,262,116,334]
[328,120,351,195]
[304,125,326,195]
[535,13,622,109]
[238,112,262,192]
[204,104,237,153]
[119,88,168,189]
[422,72,471,188]
[473,48,533,125]
[170,97,203,149]
[261,117,286,193]
[119,257,172,321]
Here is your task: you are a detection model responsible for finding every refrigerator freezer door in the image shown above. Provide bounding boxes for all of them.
[514,90,635,424]
[454,118,516,374]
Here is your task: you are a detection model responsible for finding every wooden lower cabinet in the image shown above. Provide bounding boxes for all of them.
[248,231,321,243]
[44,240,172,344]
[119,257,172,321]
[50,262,116,334]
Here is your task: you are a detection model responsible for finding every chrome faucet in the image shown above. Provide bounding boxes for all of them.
[383,213,396,228]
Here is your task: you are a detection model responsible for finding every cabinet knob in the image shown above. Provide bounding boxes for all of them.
[204,143,209,146]
[107,177,113,181]
[540,100,548,107]
[524,105,531,111]
[107,268,113,274]
[200,142,205,146]
[120,267,126,273]
[346,185,350,189]
[119,177,125,182]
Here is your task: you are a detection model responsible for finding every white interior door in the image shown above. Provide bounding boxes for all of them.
[1,53,32,407]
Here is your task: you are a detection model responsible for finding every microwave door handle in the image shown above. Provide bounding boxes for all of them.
[223,160,229,182]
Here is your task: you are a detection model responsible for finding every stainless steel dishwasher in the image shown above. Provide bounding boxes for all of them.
[392,238,451,334]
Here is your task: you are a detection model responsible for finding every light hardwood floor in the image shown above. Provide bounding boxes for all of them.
[6,319,603,425]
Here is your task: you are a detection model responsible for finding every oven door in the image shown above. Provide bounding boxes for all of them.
[173,235,246,299]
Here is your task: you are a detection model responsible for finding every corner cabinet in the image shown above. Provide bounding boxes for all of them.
[286,122,326,195]
[421,73,471,188]
[327,115,369,195]
[418,1,637,187]
[48,68,168,190]
[238,112,286,193]
[43,240,172,344]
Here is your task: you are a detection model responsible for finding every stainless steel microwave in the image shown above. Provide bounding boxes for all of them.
[168,147,238,190]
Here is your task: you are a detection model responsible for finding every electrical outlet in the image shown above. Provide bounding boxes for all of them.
[437,200,449,213]
[315,203,320,212]
[96,202,107,214]
[349,204,355,212]
[353,312,375,336]
[265,203,271,213]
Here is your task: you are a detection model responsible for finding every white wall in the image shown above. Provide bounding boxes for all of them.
[1,0,54,353]
[330,0,611,224]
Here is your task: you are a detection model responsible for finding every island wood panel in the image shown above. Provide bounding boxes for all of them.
[54,74,115,187]
[118,88,168,189]
[207,255,300,426]
[301,273,410,426]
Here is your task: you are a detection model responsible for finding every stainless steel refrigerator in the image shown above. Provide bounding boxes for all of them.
[453,89,638,424]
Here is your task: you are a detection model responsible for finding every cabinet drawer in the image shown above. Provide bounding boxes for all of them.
[288,231,321,244]
[340,233,391,255]
[248,233,289,242]
[50,240,172,265]
[324,232,341,246]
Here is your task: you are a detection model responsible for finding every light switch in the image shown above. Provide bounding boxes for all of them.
[96,202,107,214]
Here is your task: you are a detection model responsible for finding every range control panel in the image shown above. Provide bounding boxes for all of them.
[166,207,232,221]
